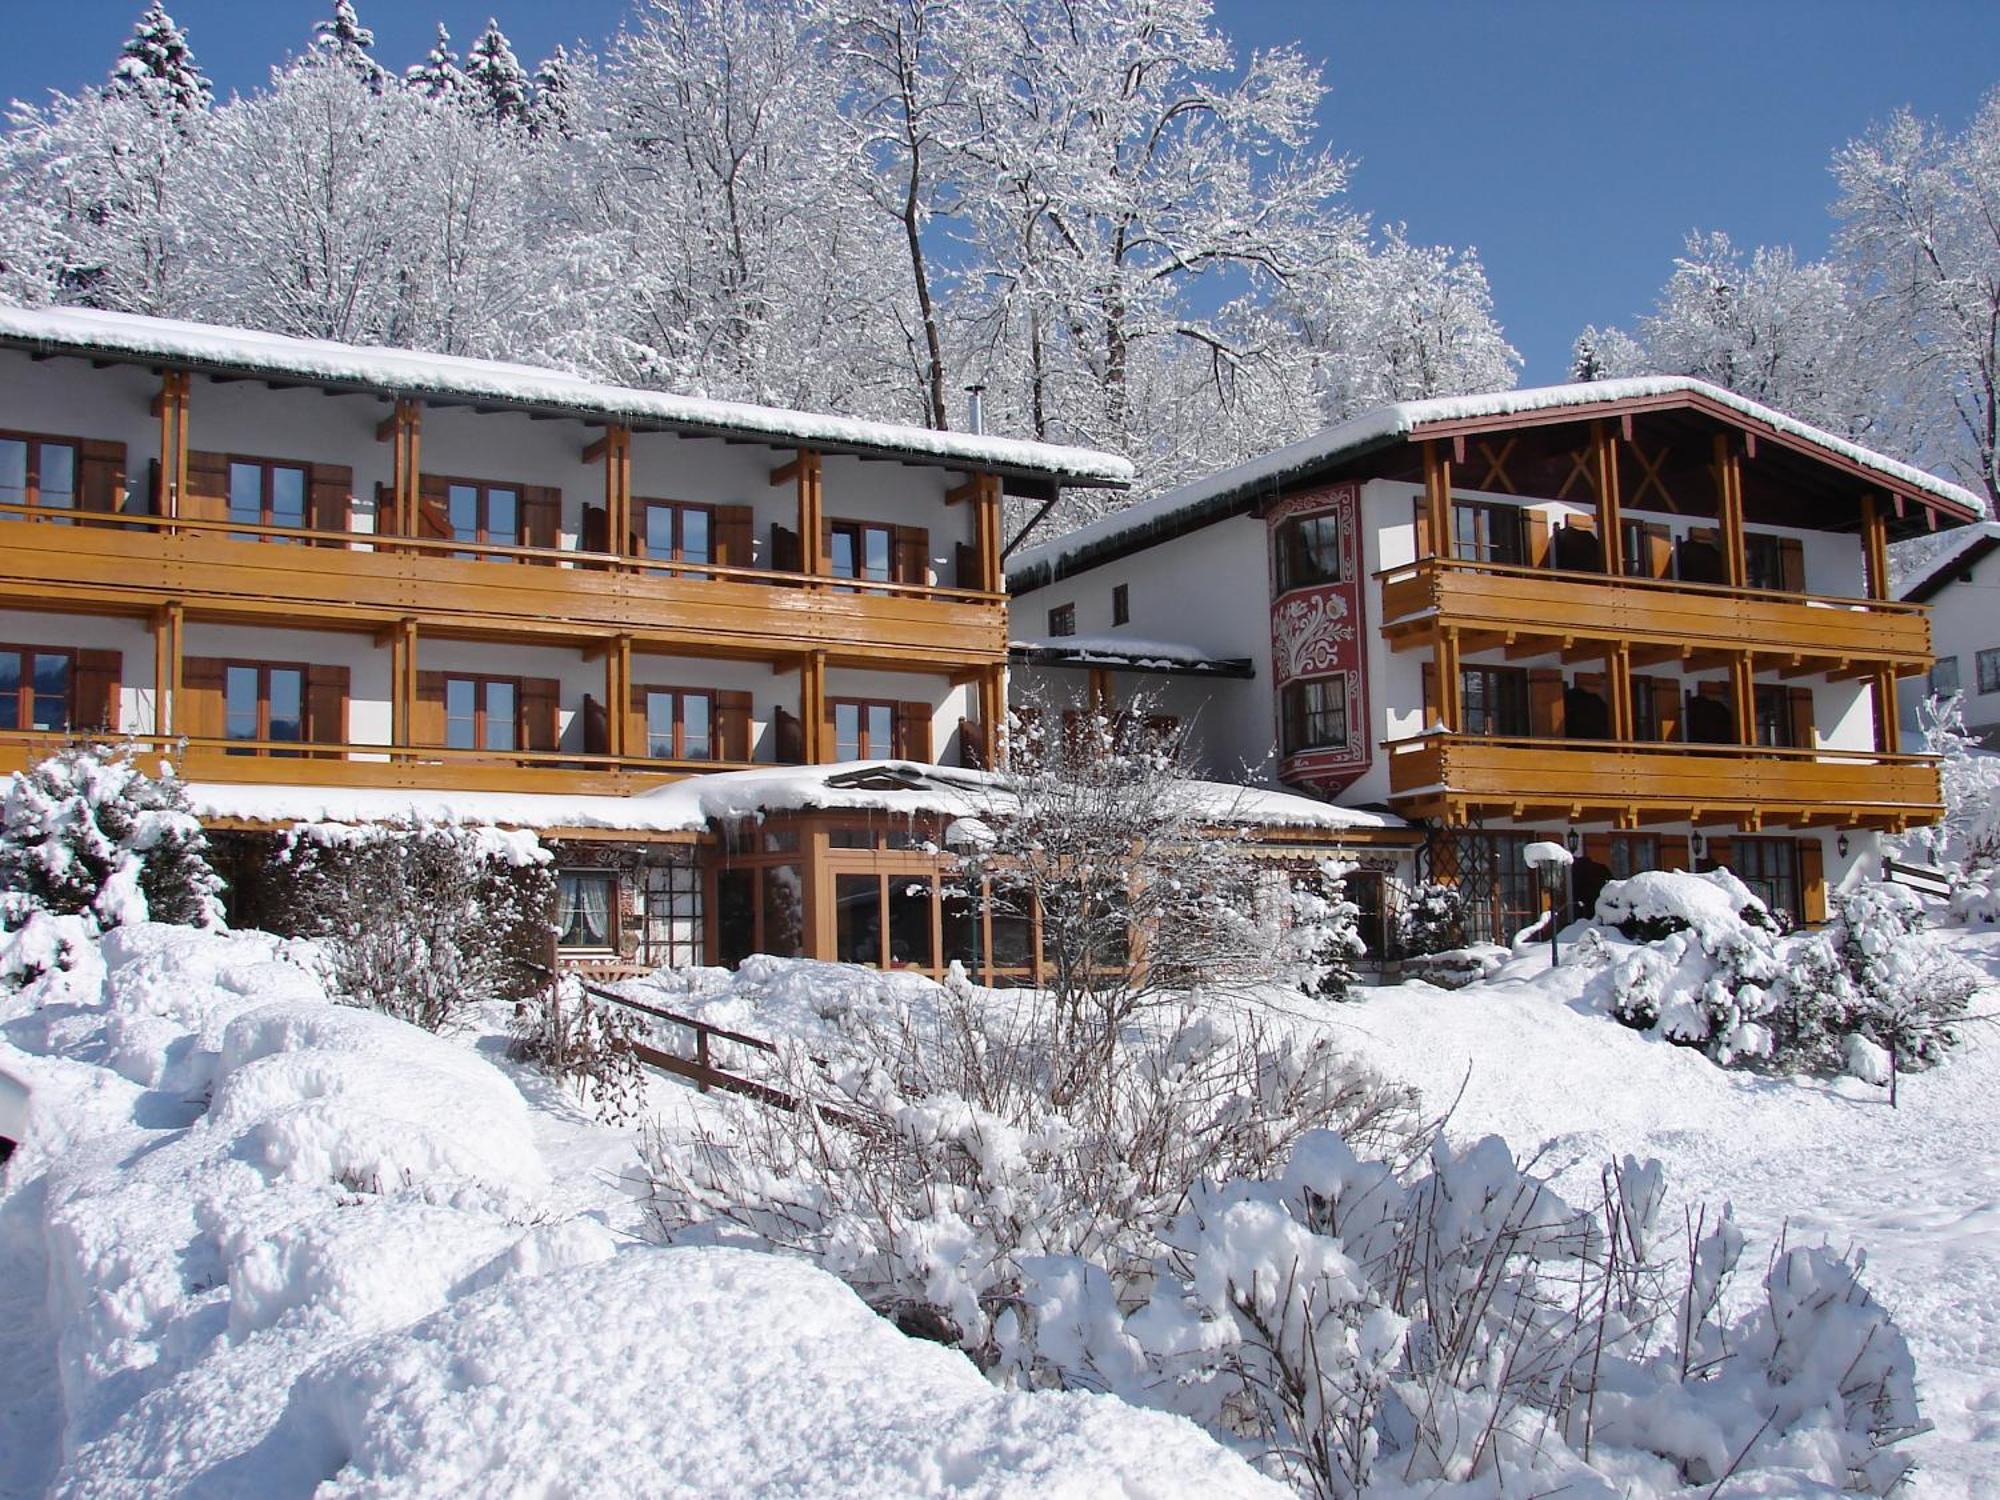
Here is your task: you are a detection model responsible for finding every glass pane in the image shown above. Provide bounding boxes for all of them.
[941,887,979,968]
[990,884,1034,969]
[448,484,480,542]
[681,508,710,564]
[268,668,303,741]
[557,872,614,948]
[647,691,676,757]
[863,526,892,581]
[762,864,805,958]
[888,877,935,968]
[0,651,18,729]
[445,677,477,749]
[482,681,516,751]
[866,703,893,758]
[682,694,711,759]
[834,702,861,761]
[836,873,881,965]
[716,870,754,968]
[0,439,26,508]
[487,488,518,544]
[38,443,75,506]
[225,664,260,740]
[31,653,69,732]
[229,462,263,526]
[645,507,676,560]
[271,467,307,530]
[829,530,857,578]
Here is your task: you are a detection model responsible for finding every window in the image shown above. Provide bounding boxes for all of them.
[1930,655,1961,698]
[1607,835,1659,881]
[1461,665,1530,737]
[1281,676,1349,755]
[445,676,518,751]
[1047,603,1076,638]
[1111,583,1130,627]
[641,501,712,566]
[829,520,893,586]
[1743,533,1784,592]
[224,663,305,753]
[1979,648,2000,695]
[1752,685,1794,748]
[556,870,617,950]
[831,699,896,761]
[643,688,714,760]
[1451,501,1524,566]
[1631,678,1660,742]
[446,481,520,557]
[1730,838,1800,926]
[1275,510,1345,591]
[0,434,78,520]
[227,459,308,538]
[641,857,703,968]
[0,647,71,731]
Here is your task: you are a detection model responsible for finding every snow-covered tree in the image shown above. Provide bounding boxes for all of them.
[405,23,466,103]
[527,44,583,138]
[109,4,213,119]
[464,18,531,124]
[1569,322,1645,382]
[310,0,391,92]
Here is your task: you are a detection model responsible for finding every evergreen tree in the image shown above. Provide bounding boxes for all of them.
[528,44,580,138]
[406,23,466,102]
[465,19,529,124]
[312,0,390,92]
[109,4,213,118]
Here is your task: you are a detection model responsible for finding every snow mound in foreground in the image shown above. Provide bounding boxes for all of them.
[0,924,1283,1498]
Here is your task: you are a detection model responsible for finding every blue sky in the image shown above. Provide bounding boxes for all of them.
[7,1,1999,384]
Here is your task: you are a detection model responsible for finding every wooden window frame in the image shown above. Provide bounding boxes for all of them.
[641,686,717,760]
[444,673,526,752]
[1930,655,1961,697]
[224,455,311,536]
[1460,664,1531,737]
[827,697,906,760]
[555,867,620,953]
[438,476,524,550]
[1111,582,1130,627]
[1281,674,1349,755]
[1047,603,1077,638]
[827,518,895,584]
[0,642,75,732]
[0,430,80,515]
[222,658,310,752]
[638,499,716,566]
[1451,499,1524,567]
[1275,509,1346,592]
[1730,836,1803,926]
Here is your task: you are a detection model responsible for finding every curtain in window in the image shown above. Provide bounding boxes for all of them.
[559,873,613,948]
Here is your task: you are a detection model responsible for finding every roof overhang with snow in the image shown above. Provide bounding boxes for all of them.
[1009,377,1987,591]
[0,305,1132,497]
[1897,522,2000,603]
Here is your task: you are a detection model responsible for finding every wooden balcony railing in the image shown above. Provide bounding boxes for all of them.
[0,503,1006,667]
[1375,557,1930,671]
[1382,731,1943,830]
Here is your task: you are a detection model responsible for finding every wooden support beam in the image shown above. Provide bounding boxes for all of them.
[378,400,422,540]
[1729,650,1756,747]
[606,635,632,758]
[1593,421,1623,576]
[1422,441,1452,560]
[1872,666,1900,755]
[581,433,611,466]
[800,649,828,763]
[390,619,418,749]
[944,479,978,506]
[151,603,183,737]
[586,424,633,558]
[1437,627,1462,731]
[1087,666,1113,712]
[1860,493,1891,602]
[980,662,1008,769]
[1608,641,1634,742]
[769,456,805,488]
[974,473,1004,593]
[1714,432,1747,590]
[152,372,191,522]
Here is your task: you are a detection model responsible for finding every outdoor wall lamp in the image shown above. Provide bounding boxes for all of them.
[1837,832,1851,859]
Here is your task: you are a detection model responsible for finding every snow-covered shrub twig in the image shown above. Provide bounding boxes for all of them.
[509,972,648,1125]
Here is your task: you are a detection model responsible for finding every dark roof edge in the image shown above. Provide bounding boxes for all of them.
[1902,532,2000,603]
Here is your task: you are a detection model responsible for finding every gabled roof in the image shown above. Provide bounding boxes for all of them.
[1009,635,1257,679]
[1009,377,1986,589]
[1897,522,2000,603]
[0,304,1132,492]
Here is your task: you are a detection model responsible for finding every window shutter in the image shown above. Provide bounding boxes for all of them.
[521,486,560,550]
[1412,495,1432,559]
[1798,838,1828,924]
[304,664,348,744]
[820,519,834,571]
[1528,669,1565,737]
[775,705,804,764]
[959,715,988,770]
[417,476,452,539]
[1644,523,1672,579]
[626,683,652,759]
[1659,837,1690,873]
[1778,538,1806,593]
[1704,836,1733,874]
[414,671,448,747]
[79,439,126,516]
[309,463,352,537]
[74,648,121,732]
[521,676,561,751]
[179,656,227,740]
[1526,510,1551,568]
[956,541,979,591]
[581,503,608,554]
[895,701,933,762]
[183,450,230,524]
[1582,833,1613,867]
[1787,687,1815,750]
[1651,676,1681,742]
[714,505,754,569]
[770,523,801,573]
[583,693,609,755]
[893,526,930,587]
[716,689,754,762]
[821,694,838,762]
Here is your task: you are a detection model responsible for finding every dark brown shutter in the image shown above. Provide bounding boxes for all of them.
[1583,833,1613,867]
[414,671,448,746]
[1412,495,1432,559]
[521,486,560,550]
[308,463,351,538]
[521,676,560,751]
[959,715,988,770]
[1529,669,1565,737]
[304,664,347,744]
[716,689,754,762]
[1787,687,1815,750]
[583,693,609,755]
[581,503,608,554]
[893,526,930,587]
[1526,510,1551,568]
[79,439,126,516]
[1651,677,1681,742]
[714,505,754,569]
[417,476,452,540]
[775,706,804,764]
[183,450,230,524]
[956,541,980,591]
[179,656,227,740]
[895,701,933,762]
[1799,838,1828,924]
[74,648,121,731]
[1778,538,1805,593]
[770,523,801,573]
[1659,837,1690,873]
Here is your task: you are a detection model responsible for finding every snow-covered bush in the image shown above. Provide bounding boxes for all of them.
[1396,881,1465,958]
[1290,862,1367,1001]
[1909,692,2000,924]
[0,745,221,956]
[270,821,555,1031]
[509,972,648,1125]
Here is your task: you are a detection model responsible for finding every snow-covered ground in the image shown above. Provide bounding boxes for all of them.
[0,924,1284,1499]
[1331,934,2000,1500]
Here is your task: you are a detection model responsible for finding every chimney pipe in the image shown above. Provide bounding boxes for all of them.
[965,383,986,436]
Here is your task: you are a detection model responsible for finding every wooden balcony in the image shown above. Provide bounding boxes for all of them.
[0,507,1006,669]
[1376,558,1931,674]
[1382,732,1942,831]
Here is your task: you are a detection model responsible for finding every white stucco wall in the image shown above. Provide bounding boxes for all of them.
[1900,544,2000,745]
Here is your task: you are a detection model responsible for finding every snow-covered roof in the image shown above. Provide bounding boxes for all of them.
[1010,376,1987,588]
[0,304,1132,490]
[1009,635,1256,678]
[188,760,1403,837]
[1896,521,2000,603]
